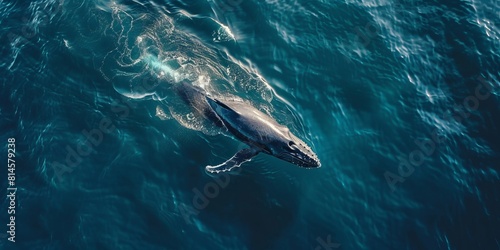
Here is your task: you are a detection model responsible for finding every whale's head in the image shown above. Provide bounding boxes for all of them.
[205,96,321,168]
[269,131,321,168]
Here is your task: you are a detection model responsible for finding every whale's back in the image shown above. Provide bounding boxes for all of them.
[175,82,223,127]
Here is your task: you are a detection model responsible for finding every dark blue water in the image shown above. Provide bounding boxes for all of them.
[1,0,499,249]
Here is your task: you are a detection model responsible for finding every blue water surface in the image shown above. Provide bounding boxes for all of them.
[1,0,499,249]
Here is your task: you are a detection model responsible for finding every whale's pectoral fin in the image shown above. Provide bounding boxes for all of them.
[206,148,260,174]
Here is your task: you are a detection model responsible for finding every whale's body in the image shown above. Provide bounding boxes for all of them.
[175,82,321,173]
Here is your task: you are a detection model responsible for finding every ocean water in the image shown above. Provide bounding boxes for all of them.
[1,0,499,249]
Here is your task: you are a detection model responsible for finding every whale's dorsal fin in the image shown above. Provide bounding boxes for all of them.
[206,147,260,173]
[213,99,232,111]
[206,97,241,116]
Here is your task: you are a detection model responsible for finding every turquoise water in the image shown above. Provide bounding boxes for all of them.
[1,0,499,249]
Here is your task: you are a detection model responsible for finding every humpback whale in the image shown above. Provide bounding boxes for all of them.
[175,82,321,173]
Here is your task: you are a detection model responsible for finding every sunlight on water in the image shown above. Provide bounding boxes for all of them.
[1,0,499,249]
